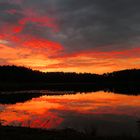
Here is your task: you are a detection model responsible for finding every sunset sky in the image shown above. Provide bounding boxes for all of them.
[0,0,140,74]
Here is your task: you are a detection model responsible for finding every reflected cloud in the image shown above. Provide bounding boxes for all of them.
[0,91,140,136]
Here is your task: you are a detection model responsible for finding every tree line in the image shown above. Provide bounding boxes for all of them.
[0,65,140,84]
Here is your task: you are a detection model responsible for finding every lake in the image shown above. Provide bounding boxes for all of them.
[0,90,140,137]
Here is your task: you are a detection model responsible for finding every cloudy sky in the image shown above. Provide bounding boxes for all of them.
[0,0,140,73]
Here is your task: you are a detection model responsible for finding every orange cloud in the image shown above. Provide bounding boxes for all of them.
[1,40,140,74]
[33,47,140,73]
[0,1,140,74]
[1,91,140,128]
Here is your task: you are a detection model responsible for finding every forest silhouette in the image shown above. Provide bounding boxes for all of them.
[0,65,140,83]
[0,65,140,94]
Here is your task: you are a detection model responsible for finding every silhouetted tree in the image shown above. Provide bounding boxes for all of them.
[0,65,140,94]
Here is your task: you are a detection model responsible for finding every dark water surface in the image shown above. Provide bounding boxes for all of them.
[0,90,140,136]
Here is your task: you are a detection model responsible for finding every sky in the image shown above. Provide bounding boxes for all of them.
[0,0,140,74]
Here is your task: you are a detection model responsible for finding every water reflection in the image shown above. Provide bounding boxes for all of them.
[0,91,140,136]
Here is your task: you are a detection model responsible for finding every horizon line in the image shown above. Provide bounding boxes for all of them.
[0,64,140,75]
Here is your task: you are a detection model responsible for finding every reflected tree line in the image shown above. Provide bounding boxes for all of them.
[0,65,140,95]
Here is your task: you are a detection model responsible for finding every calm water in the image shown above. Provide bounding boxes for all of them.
[0,91,140,136]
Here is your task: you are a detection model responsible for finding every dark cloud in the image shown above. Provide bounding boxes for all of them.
[20,22,56,41]
[50,0,140,52]
[1,0,140,53]
[0,1,24,25]
[0,12,23,24]
[0,2,19,11]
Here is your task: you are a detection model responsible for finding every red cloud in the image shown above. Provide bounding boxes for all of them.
[5,9,18,14]
[0,1,140,74]
[53,47,140,60]
[19,7,59,31]
[23,37,63,51]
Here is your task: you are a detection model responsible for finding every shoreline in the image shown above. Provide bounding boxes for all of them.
[0,125,140,140]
